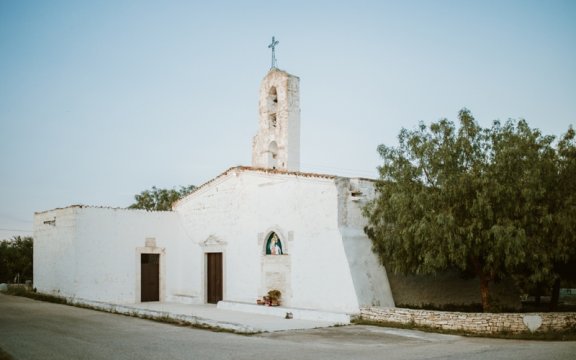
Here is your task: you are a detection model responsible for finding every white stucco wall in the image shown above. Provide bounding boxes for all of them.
[335,178,395,308]
[34,207,78,298]
[33,169,395,314]
[174,167,393,313]
[34,206,187,304]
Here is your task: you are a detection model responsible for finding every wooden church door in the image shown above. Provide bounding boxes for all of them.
[141,253,160,302]
[206,253,223,304]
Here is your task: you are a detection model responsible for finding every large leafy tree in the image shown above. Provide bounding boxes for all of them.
[364,109,575,311]
[128,185,196,211]
[547,127,576,309]
[0,236,33,283]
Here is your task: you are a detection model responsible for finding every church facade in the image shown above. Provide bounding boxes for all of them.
[33,69,396,315]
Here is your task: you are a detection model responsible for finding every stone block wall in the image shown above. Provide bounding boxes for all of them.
[361,307,576,334]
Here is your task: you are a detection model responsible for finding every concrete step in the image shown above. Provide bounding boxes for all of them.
[217,301,352,323]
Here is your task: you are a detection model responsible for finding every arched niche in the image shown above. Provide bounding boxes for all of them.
[260,230,291,306]
[265,232,284,255]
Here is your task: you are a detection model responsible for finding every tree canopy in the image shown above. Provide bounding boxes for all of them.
[0,236,33,283]
[364,109,575,311]
[128,185,196,211]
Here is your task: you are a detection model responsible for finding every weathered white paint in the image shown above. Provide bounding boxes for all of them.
[33,168,395,313]
[34,206,186,304]
[173,167,395,313]
[523,315,543,332]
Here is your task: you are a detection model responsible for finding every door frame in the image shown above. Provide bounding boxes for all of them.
[200,235,227,304]
[136,243,165,303]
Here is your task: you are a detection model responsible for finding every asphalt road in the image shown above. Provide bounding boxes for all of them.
[0,294,574,360]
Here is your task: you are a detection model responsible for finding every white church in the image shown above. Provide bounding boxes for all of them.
[33,67,397,317]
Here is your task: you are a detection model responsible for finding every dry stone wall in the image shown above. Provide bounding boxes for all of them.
[361,307,576,334]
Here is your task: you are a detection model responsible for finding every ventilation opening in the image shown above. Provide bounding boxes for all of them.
[269,113,277,128]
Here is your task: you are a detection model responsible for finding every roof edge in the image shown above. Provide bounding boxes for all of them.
[34,204,174,215]
[172,165,376,208]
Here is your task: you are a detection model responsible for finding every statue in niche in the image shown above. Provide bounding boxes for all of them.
[265,232,283,255]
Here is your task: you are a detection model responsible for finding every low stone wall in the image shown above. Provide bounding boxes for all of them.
[360,307,576,334]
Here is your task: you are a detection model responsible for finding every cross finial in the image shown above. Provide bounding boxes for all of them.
[268,36,279,69]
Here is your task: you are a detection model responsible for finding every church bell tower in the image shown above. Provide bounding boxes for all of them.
[252,68,301,171]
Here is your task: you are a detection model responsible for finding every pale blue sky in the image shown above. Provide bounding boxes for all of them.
[1,0,575,239]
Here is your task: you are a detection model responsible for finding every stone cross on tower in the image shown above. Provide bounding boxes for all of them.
[268,36,279,69]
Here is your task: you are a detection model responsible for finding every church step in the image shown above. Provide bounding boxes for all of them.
[216,301,351,324]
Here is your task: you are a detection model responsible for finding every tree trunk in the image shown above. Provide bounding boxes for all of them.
[479,275,491,312]
[549,278,561,311]
[471,257,491,312]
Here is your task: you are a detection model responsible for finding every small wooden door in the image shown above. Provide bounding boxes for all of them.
[206,253,223,304]
[141,254,160,302]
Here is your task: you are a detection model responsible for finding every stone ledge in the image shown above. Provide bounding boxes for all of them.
[360,307,576,334]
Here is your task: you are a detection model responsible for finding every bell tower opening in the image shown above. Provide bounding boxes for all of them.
[268,86,278,129]
[252,69,300,172]
[269,114,277,129]
[268,86,278,106]
[268,141,278,169]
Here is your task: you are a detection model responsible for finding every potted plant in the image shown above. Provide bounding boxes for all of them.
[267,289,281,306]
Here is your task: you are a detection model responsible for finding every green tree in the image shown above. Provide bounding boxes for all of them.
[128,185,196,211]
[0,236,33,283]
[497,123,576,310]
[364,109,575,311]
[547,127,576,309]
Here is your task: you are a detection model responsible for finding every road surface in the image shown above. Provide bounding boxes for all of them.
[0,294,574,360]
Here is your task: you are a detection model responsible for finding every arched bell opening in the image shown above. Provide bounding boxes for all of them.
[267,141,278,169]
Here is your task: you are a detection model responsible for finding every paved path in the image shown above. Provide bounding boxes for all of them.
[115,300,337,332]
[1,294,574,360]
